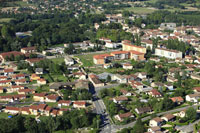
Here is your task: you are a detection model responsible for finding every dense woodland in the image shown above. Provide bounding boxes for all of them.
[0,110,100,133]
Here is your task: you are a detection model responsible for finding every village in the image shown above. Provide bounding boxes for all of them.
[1,0,200,131]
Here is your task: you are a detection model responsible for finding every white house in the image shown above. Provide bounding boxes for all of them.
[64,56,74,66]
[186,93,200,103]
[112,74,127,83]
[105,42,117,48]
[149,117,164,127]
[155,48,182,59]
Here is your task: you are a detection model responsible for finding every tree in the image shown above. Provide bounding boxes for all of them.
[186,107,196,121]
[131,118,145,133]
[106,75,111,82]
[1,25,15,39]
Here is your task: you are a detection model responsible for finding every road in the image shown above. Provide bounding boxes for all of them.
[95,83,121,94]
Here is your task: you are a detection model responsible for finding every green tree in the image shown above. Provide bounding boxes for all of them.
[186,107,196,121]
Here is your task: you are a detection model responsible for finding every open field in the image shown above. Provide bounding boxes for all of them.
[51,57,64,65]
[123,7,157,14]
[0,18,13,23]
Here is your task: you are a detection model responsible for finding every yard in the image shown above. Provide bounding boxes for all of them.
[123,7,157,14]
[50,58,64,65]
[0,18,13,23]
[0,112,12,119]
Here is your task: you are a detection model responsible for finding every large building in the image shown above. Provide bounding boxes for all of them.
[122,43,146,54]
[155,48,182,59]
[93,54,114,65]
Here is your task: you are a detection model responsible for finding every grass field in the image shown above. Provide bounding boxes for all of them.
[51,58,64,65]
[0,18,13,23]
[75,54,96,67]
[0,113,12,119]
[123,7,157,14]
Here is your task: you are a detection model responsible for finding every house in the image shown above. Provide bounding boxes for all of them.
[37,78,47,85]
[0,51,24,63]
[4,106,20,114]
[0,80,12,86]
[33,93,47,102]
[142,39,153,50]
[21,107,31,115]
[11,74,25,80]
[110,51,129,60]
[186,93,200,103]
[159,23,176,30]
[105,41,117,48]
[4,69,14,76]
[35,68,43,75]
[161,114,175,122]
[99,37,111,42]
[129,81,143,90]
[148,89,162,98]
[175,110,186,118]
[155,48,182,59]
[0,95,13,102]
[165,83,174,90]
[11,85,24,92]
[45,95,59,103]
[64,56,74,66]
[135,72,147,80]
[120,89,132,96]
[44,106,52,116]
[170,96,184,105]
[167,76,178,82]
[13,94,26,101]
[123,63,133,70]
[0,87,4,93]
[89,74,104,87]
[129,50,145,61]
[114,112,134,122]
[147,126,161,133]
[122,43,146,53]
[113,96,128,104]
[149,117,164,127]
[37,104,48,114]
[93,54,114,65]
[193,87,200,93]
[191,74,200,80]
[75,80,89,89]
[25,58,44,66]
[21,47,36,54]
[135,107,152,115]
[29,105,39,115]
[50,109,59,117]
[30,74,40,80]
[73,72,87,80]
[18,89,35,95]
[58,100,72,107]
[0,76,8,81]
[15,79,27,85]
[112,74,127,83]
[73,101,86,108]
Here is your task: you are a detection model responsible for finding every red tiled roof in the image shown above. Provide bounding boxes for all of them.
[21,47,36,51]
[193,87,200,92]
[37,104,47,110]
[26,58,44,63]
[93,54,113,59]
[0,51,24,58]
[46,95,58,100]
[119,112,133,119]
[15,79,26,83]
[18,89,33,93]
[74,101,86,105]
[130,50,144,55]
[11,74,25,78]
[150,89,161,96]
[0,80,11,83]
[111,51,129,55]
[114,96,128,101]
[34,93,47,97]
[4,69,14,73]
[5,106,20,111]
[170,97,184,103]
[58,100,71,104]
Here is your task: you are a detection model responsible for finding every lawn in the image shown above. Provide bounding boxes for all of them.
[0,18,13,23]
[51,58,64,65]
[76,52,110,67]
[0,92,18,96]
[46,102,58,107]
[0,112,12,119]
[123,7,157,14]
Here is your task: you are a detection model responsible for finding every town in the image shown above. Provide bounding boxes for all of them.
[1,0,200,133]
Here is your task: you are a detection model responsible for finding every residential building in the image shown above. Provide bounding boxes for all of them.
[186,93,200,103]
[135,107,152,115]
[149,117,164,127]
[155,48,182,59]
[35,68,43,75]
[161,114,175,122]
[93,54,114,65]
[64,56,74,66]
[58,100,72,107]
[21,47,36,54]
[114,112,134,122]
[33,93,47,102]
[170,96,184,105]
[73,101,86,108]
[110,51,129,60]
[122,43,146,54]
[0,51,24,63]
[113,96,128,104]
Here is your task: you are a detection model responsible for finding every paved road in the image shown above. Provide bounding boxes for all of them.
[95,83,121,94]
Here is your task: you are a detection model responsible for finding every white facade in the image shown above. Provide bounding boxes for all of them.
[105,42,117,48]
[64,56,74,66]
[155,48,182,59]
